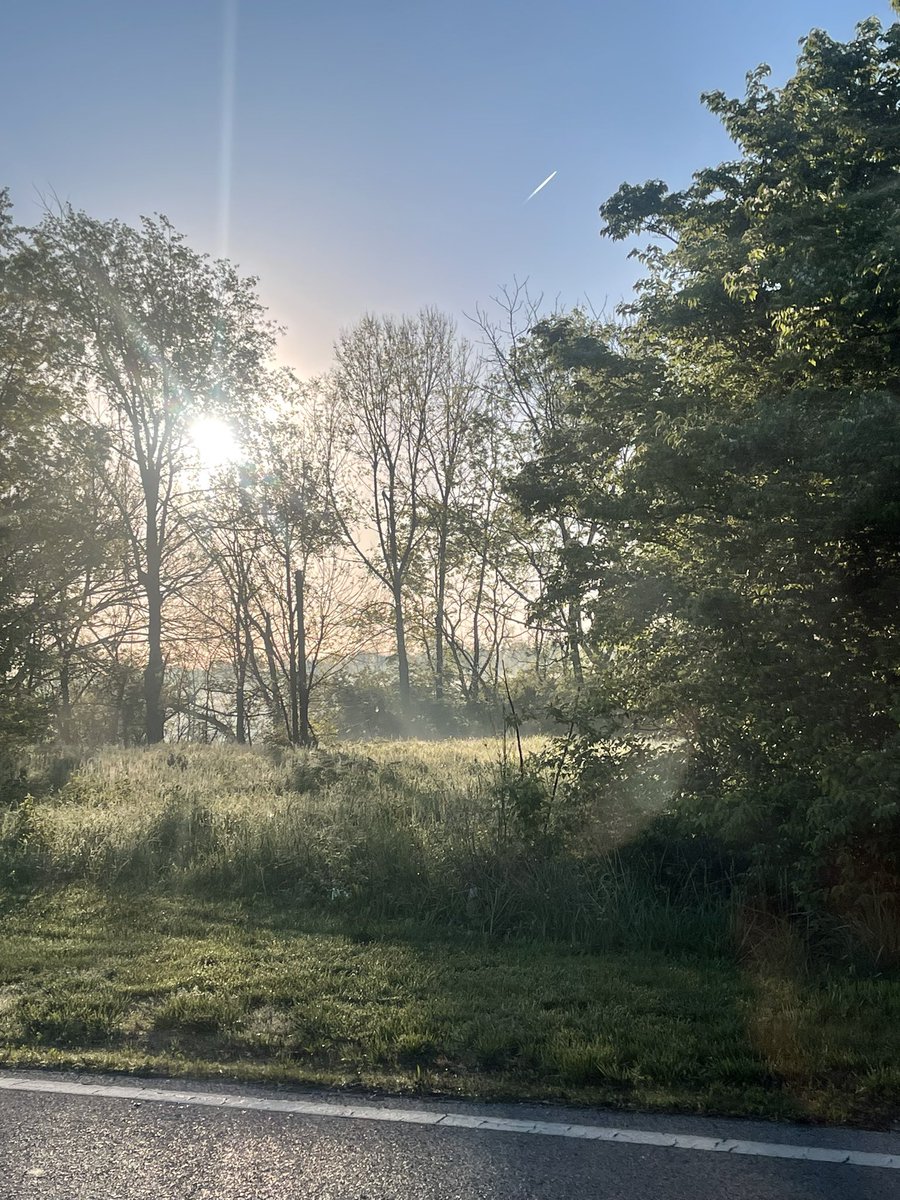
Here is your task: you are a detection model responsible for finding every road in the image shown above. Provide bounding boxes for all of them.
[1,1070,898,1199]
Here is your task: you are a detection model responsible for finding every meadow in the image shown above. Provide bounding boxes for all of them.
[1,739,898,1127]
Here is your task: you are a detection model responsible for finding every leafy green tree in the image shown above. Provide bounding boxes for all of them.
[513,19,900,936]
[478,287,608,686]
[0,192,116,767]
[35,208,276,743]
[0,192,54,766]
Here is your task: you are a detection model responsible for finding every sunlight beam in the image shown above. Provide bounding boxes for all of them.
[218,0,239,259]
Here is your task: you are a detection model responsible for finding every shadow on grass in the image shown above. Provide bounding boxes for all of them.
[5,884,898,1126]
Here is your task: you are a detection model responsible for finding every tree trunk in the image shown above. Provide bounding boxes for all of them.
[393,582,411,718]
[558,522,585,688]
[58,655,73,741]
[144,550,165,743]
[434,517,448,702]
[260,610,291,743]
[567,598,585,688]
[233,597,247,744]
[144,588,165,739]
[434,597,445,700]
[144,582,165,743]
[286,564,299,744]
[142,466,166,744]
[235,666,247,745]
[237,616,255,745]
[468,543,488,705]
[294,568,311,746]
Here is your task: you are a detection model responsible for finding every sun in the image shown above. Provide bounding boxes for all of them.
[189,416,240,476]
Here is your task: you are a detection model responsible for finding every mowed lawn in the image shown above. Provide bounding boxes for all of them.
[1,887,898,1127]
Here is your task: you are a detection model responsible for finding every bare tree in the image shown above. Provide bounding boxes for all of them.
[418,335,483,700]
[247,393,348,745]
[440,398,530,705]
[184,471,263,743]
[328,310,462,719]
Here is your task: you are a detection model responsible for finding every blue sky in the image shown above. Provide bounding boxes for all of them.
[2,1,892,372]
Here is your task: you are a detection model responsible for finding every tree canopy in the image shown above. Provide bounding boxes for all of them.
[511,17,900,917]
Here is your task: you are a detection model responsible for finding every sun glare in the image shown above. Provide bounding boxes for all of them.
[190,416,240,477]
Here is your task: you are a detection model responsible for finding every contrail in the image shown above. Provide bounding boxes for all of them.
[525,170,557,202]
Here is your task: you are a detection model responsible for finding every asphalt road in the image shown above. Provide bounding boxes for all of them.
[1,1071,898,1199]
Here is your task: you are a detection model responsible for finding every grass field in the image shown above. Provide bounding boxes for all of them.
[1,741,898,1127]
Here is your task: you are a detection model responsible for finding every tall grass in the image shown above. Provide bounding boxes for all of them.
[0,740,729,955]
[3,742,898,1124]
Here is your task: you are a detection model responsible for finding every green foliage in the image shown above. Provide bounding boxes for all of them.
[314,667,406,739]
[490,764,552,843]
[0,194,52,762]
[510,19,900,947]
[0,192,115,771]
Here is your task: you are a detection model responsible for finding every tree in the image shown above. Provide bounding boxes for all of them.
[0,191,60,766]
[245,393,350,745]
[43,440,134,742]
[415,333,483,701]
[36,209,275,742]
[184,384,369,747]
[183,466,264,744]
[0,192,121,766]
[478,286,607,685]
[513,18,900,927]
[329,310,468,720]
[425,400,512,707]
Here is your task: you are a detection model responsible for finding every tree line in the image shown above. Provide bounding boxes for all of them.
[511,18,899,931]
[2,16,899,928]
[0,204,585,752]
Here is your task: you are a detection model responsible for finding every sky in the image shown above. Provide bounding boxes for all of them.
[2,1,893,375]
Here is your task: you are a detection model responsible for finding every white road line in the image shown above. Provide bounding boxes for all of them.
[0,1074,898,1171]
